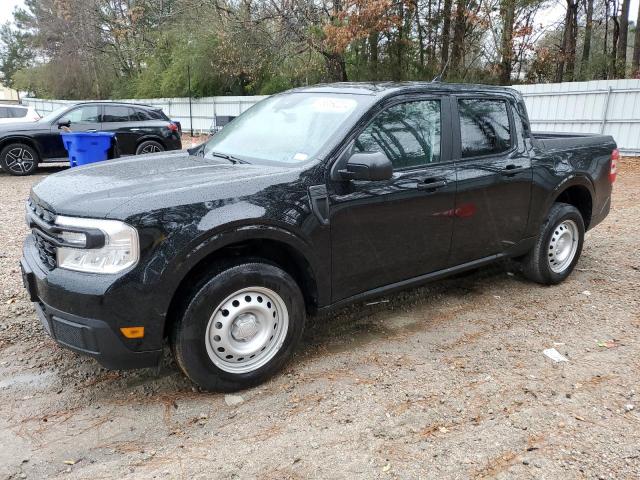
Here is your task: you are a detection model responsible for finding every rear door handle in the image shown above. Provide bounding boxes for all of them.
[501,164,528,176]
[417,178,447,190]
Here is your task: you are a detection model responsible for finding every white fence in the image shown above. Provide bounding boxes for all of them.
[24,79,640,155]
[512,79,640,156]
[23,95,268,134]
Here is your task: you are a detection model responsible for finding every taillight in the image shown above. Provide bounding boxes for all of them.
[610,149,618,183]
[167,123,179,132]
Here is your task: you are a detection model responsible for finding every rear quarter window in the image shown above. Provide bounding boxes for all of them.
[10,107,28,118]
[149,109,167,120]
[458,98,512,158]
[131,108,157,121]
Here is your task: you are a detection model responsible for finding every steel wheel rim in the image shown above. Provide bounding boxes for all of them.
[205,287,289,374]
[548,219,579,273]
[5,147,35,174]
[141,144,161,154]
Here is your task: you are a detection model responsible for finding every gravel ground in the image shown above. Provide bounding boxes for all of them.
[0,159,639,480]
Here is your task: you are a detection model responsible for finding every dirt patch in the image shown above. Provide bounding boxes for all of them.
[1,159,639,479]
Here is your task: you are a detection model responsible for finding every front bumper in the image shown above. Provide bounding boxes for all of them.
[21,236,162,370]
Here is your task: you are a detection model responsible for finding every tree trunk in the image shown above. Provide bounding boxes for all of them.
[450,0,466,77]
[369,32,379,78]
[415,0,425,70]
[323,52,348,82]
[565,0,579,81]
[633,1,640,76]
[603,1,610,78]
[440,0,453,74]
[580,0,593,79]
[555,2,570,82]
[498,0,515,84]
[611,15,619,78]
[617,0,630,77]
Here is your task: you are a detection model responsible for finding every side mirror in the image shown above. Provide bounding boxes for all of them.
[57,118,71,129]
[340,151,393,181]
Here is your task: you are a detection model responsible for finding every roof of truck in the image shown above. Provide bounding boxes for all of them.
[290,81,520,98]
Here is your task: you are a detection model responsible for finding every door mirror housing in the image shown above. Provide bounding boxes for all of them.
[57,118,71,129]
[340,151,393,181]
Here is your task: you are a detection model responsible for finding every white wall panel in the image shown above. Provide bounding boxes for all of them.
[24,79,640,155]
[512,79,640,155]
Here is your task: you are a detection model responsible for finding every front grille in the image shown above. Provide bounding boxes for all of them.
[34,233,57,269]
[27,198,58,270]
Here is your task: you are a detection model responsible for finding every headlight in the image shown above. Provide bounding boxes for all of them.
[55,216,139,274]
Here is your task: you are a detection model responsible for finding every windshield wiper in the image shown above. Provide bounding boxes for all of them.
[208,151,250,164]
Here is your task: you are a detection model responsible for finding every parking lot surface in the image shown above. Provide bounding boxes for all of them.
[0,160,639,479]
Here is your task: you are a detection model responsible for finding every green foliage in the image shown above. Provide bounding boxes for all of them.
[0,22,33,89]
[1,0,638,100]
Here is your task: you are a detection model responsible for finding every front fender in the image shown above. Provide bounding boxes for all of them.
[177,223,320,283]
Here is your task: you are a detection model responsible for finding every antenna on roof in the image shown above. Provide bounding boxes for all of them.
[432,57,451,83]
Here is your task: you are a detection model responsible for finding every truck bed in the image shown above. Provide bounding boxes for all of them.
[532,132,616,151]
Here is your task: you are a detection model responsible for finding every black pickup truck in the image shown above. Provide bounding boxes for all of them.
[20,83,617,391]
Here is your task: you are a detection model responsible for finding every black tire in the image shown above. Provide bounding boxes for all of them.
[0,143,39,176]
[171,261,305,392]
[135,140,164,155]
[521,202,585,285]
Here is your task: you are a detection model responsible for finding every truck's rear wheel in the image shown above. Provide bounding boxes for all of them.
[0,143,39,176]
[521,202,585,285]
[171,262,305,391]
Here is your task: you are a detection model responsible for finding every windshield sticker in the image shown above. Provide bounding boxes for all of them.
[293,153,309,162]
[311,98,357,113]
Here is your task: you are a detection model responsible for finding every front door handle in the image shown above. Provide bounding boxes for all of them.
[86,129,97,133]
[501,164,528,176]
[417,178,447,190]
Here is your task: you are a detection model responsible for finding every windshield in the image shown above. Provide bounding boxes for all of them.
[39,105,73,123]
[202,93,367,165]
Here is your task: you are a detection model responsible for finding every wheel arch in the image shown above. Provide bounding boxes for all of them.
[550,178,594,229]
[163,233,321,338]
[0,136,42,159]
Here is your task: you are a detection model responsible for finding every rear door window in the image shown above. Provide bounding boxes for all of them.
[355,99,442,169]
[458,99,512,158]
[102,106,133,123]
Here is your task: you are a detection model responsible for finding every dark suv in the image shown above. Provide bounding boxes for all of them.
[0,101,182,176]
[21,83,616,392]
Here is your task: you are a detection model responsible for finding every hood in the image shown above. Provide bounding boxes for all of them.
[31,151,301,219]
[0,120,50,134]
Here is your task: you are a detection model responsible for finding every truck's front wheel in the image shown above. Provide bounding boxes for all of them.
[521,202,585,285]
[171,262,305,392]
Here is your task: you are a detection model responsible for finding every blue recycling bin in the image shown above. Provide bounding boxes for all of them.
[61,132,116,167]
